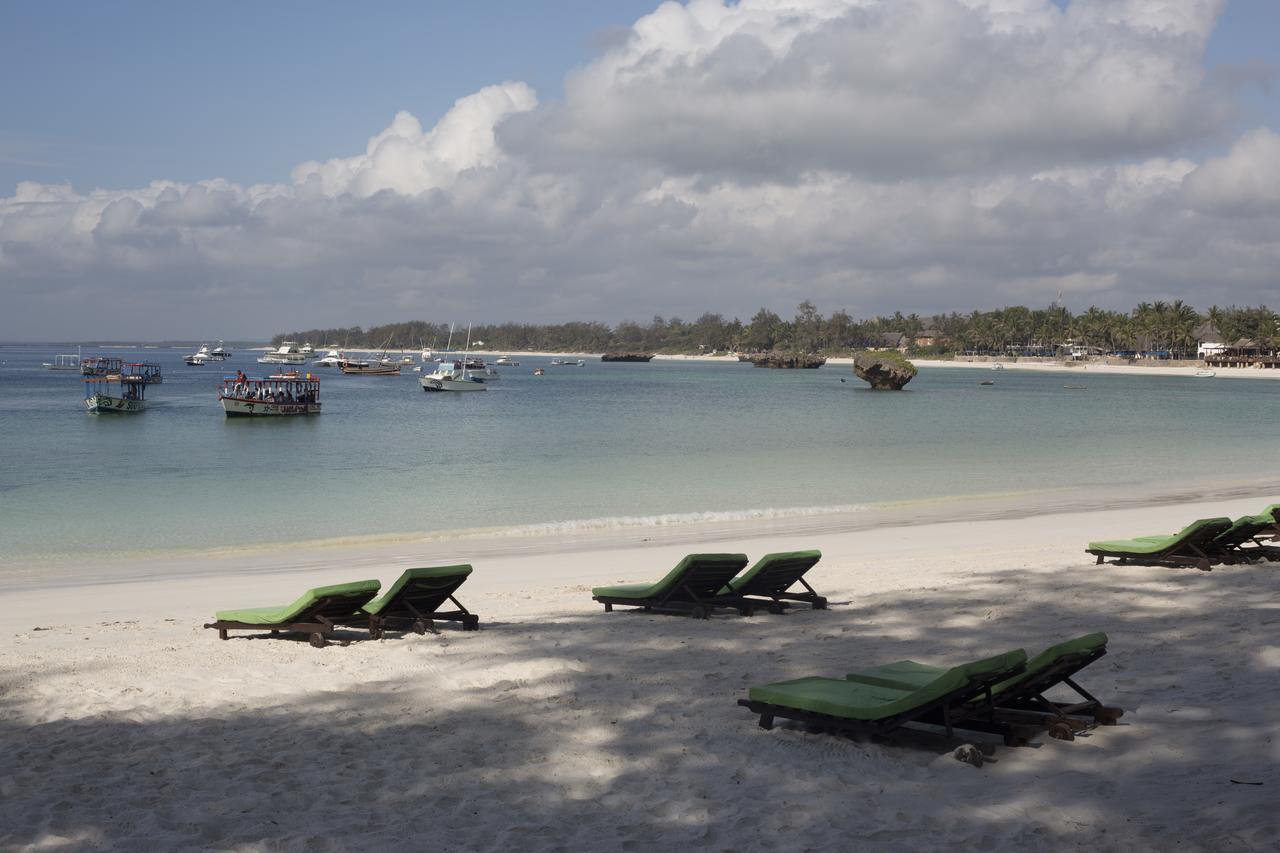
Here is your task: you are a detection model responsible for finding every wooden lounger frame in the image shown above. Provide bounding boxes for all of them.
[738,658,1028,753]
[356,594,479,637]
[1088,528,1226,573]
[594,584,746,619]
[738,576,827,614]
[204,591,379,648]
[945,646,1123,744]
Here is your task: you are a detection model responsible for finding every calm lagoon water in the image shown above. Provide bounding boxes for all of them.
[1,345,1278,570]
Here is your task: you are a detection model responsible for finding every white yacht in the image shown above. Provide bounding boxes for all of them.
[420,361,487,392]
[494,356,520,366]
[300,343,315,356]
[210,341,232,360]
[258,342,308,365]
[313,349,346,368]
[185,344,214,365]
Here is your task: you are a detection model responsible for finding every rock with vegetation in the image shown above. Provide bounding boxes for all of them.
[852,350,917,389]
[746,352,827,369]
[601,352,655,362]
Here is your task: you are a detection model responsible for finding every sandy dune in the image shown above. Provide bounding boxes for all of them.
[2,497,1277,850]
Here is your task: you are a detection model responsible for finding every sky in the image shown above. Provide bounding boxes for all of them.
[1,0,1278,340]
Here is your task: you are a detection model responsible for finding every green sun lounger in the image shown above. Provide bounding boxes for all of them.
[204,580,381,647]
[1208,515,1280,564]
[592,553,749,618]
[1086,516,1232,571]
[351,565,479,636]
[718,550,827,613]
[738,649,1027,756]
[844,633,1123,743]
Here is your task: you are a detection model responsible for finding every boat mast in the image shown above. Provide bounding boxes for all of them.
[462,323,473,379]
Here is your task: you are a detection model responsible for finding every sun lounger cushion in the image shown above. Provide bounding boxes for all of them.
[718,550,821,595]
[591,553,749,600]
[215,580,381,624]
[1087,517,1231,555]
[846,634,1107,695]
[363,565,472,615]
[749,649,1025,720]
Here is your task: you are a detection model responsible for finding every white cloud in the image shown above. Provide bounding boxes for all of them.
[0,0,1276,340]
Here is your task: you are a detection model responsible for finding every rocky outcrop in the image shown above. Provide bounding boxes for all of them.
[601,352,655,362]
[745,352,827,369]
[852,351,917,389]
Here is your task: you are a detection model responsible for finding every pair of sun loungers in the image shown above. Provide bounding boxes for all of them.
[740,633,1122,762]
[591,550,826,618]
[1087,504,1280,571]
[204,565,479,647]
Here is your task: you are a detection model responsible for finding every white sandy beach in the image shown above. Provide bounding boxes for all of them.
[2,495,1277,850]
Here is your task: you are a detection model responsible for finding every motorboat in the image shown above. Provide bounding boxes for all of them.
[258,342,308,365]
[84,375,146,413]
[420,361,486,392]
[185,345,213,365]
[219,376,320,417]
[43,353,81,370]
[421,324,486,392]
[991,363,1005,371]
[550,358,585,366]
[300,343,315,356]
[494,356,520,366]
[267,370,302,380]
[1194,369,1216,378]
[210,341,232,360]
[532,368,545,376]
[313,349,345,368]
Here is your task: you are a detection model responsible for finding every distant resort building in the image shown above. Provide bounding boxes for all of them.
[870,332,908,352]
[912,328,941,348]
[1195,322,1226,359]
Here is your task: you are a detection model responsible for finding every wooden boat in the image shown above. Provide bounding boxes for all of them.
[121,362,163,384]
[979,380,994,386]
[84,375,146,413]
[340,361,401,375]
[219,376,321,417]
[81,356,123,377]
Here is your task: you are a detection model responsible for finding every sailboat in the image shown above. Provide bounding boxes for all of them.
[420,324,487,392]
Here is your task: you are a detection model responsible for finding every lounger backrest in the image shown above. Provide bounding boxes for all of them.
[1172,517,1234,548]
[378,565,473,616]
[724,550,822,595]
[288,580,383,621]
[650,553,750,600]
[873,649,1027,721]
[1212,515,1275,549]
[989,632,1107,699]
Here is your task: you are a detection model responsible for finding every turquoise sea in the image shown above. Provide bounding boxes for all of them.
[2,345,1278,576]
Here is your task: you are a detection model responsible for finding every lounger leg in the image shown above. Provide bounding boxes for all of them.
[758,713,774,730]
[462,614,480,631]
[604,602,613,612]
[1095,555,1104,565]
[219,628,228,641]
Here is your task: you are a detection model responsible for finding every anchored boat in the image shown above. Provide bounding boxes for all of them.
[258,342,308,365]
[121,362,163,384]
[219,375,321,417]
[81,356,123,377]
[43,352,81,371]
[85,375,147,413]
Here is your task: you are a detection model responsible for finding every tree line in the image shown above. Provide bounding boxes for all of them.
[273,301,1278,356]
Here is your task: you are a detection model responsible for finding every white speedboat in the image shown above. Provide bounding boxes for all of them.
[313,349,345,368]
[300,343,315,356]
[258,342,308,365]
[550,358,585,366]
[494,356,520,366]
[1194,369,1216,378]
[420,362,486,392]
[991,363,1005,371]
[421,324,486,392]
[210,341,232,360]
[185,344,213,365]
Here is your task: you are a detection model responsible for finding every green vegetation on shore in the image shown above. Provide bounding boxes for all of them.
[274,301,1277,356]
